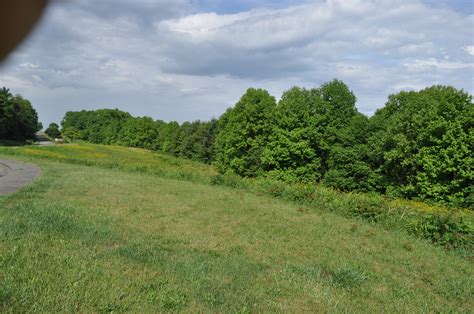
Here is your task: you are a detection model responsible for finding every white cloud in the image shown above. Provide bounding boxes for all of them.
[19,63,39,70]
[464,45,474,56]
[0,0,472,127]
[159,4,335,49]
[405,58,474,70]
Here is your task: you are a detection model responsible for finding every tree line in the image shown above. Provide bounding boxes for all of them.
[0,87,41,140]
[60,80,473,208]
[214,81,472,209]
[60,110,218,164]
[3,81,471,208]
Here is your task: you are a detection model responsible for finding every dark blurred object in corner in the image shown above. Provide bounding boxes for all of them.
[0,0,49,62]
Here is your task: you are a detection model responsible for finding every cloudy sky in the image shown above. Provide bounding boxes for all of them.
[1,0,473,126]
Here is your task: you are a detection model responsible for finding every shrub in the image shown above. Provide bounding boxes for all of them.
[409,214,473,249]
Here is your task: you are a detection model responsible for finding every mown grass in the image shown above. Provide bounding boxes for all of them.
[0,143,473,311]
[212,175,474,253]
[2,143,472,252]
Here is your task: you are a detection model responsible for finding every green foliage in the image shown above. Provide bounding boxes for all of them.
[45,123,61,139]
[409,213,473,249]
[261,80,365,185]
[60,109,218,165]
[261,86,323,182]
[61,109,132,144]
[177,120,217,163]
[215,88,276,176]
[43,82,474,209]
[61,127,84,142]
[159,121,180,154]
[368,86,473,208]
[117,117,160,150]
[0,87,40,140]
[322,113,378,192]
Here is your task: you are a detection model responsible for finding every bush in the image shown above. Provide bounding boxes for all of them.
[409,214,473,249]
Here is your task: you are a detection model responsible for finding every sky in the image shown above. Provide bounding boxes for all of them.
[0,0,473,127]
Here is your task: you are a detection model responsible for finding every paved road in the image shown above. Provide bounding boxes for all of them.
[0,159,42,196]
[36,132,54,146]
[37,140,53,146]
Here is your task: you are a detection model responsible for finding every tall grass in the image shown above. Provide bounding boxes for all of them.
[0,143,216,183]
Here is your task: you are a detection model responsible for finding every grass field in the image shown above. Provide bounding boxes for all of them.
[0,144,473,312]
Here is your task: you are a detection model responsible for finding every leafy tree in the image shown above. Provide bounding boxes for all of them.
[179,121,201,160]
[261,86,323,182]
[322,113,377,192]
[55,83,472,209]
[262,80,359,183]
[61,109,131,144]
[160,121,180,154]
[61,127,83,142]
[215,88,276,177]
[117,117,160,150]
[368,86,473,208]
[200,119,218,164]
[45,122,61,138]
[0,87,40,140]
[176,119,218,164]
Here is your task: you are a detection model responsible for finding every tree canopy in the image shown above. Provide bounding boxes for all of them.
[214,88,277,177]
[367,86,473,208]
[10,81,468,209]
[0,87,40,140]
[45,123,61,139]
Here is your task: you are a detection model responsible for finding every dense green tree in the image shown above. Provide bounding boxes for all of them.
[61,109,131,144]
[179,121,201,160]
[199,119,218,164]
[262,80,360,183]
[261,87,323,182]
[177,120,218,164]
[55,83,472,208]
[368,86,473,208]
[45,122,61,138]
[0,87,40,140]
[322,113,377,191]
[117,117,160,150]
[87,109,131,144]
[61,127,84,142]
[160,121,180,154]
[215,88,276,177]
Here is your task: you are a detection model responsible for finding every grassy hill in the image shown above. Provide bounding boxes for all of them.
[0,143,472,312]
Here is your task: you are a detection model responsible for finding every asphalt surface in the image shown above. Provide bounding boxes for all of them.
[0,159,42,196]
[37,141,53,146]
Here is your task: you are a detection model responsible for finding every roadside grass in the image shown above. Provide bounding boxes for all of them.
[0,143,216,183]
[0,157,472,312]
[1,143,472,252]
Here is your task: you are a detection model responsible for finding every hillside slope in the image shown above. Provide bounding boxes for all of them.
[0,144,472,312]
